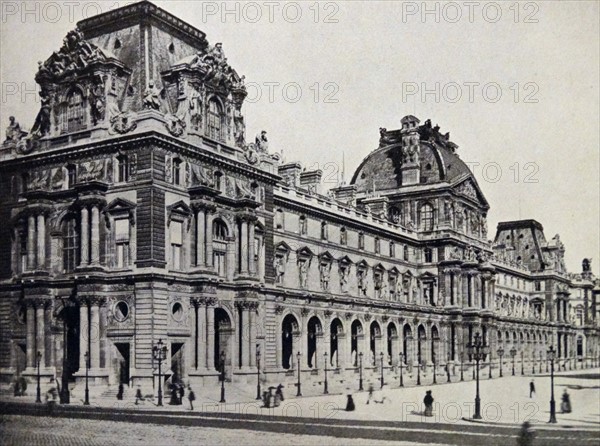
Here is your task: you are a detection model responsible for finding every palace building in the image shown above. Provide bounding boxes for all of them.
[0,1,598,398]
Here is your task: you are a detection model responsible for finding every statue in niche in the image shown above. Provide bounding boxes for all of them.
[89,77,106,125]
[320,263,331,290]
[298,260,309,289]
[357,269,368,296]
[339,265,350,292]
[374,273,384,298]
[235,177,254,199]
[143,81,163,110]
[423,286,431,305]
[274,256,286,284]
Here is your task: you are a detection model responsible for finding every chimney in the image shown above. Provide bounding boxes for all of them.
[299,169,322,195]
[330,184,357,206]
[278,162,302,187]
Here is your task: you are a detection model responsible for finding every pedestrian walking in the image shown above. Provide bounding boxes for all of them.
[135,386,143,405]
[345,394,355,411]
[117,383,124,400]
[275,384,284,402]
[517,421,536,446]
[529,380,536,398]
[366,383,374,404]
[188,386,195,411]
[423,390,434,417]
[561,389,572,413]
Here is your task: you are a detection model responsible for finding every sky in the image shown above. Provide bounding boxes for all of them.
[1,0,598,273]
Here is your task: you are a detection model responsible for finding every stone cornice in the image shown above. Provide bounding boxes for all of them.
[0,131,280,184]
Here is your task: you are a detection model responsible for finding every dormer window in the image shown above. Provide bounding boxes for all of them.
[64,88,86,133]
[207,98,224,141]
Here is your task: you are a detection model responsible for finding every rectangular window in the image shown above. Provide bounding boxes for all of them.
[214,251,226,276]
[19,230,27,273]
[358,233,364,250]
[115,218,130,268]
[374,238,380,254]
[389,242,395,257]
[117,155,129,183]
[170,220,183,270]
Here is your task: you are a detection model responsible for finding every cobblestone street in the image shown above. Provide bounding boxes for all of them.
[0,415,438,446]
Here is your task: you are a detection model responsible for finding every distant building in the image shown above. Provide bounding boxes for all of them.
[0,1,598,395]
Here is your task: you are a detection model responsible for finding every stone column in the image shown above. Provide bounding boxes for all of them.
[196,209,206,267]
[240,220,248,274]
[35,302,45,368]
[337,332,347,369]
[36,213,45,269]
[192,299,205,370]
[90,206,100,265]
[44,302,53,368]
[205,213,214,267]
[27,214,36,271]
[240,304,250,368]
[79,300,88,370]
[26,303,35,368]
[206,305,215,370]
[89,299,101,369]
[80,207,89,266]
[248,222,256,275]
[249,304,257,368]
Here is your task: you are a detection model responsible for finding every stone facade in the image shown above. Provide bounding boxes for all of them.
[0,1,598,397]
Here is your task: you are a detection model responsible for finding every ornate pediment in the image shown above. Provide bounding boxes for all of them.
[35,28,111,84]
[455,179,479,201]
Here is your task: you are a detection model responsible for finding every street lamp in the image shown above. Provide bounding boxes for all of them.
[532,352,535,374]
[256,344,261,400]
[539,351,543,374]
[510,347,516,376]
[380,351,384,389]
[296,351,302,397]
[460,350,464,382]
[521,351,524,375]
[547,345,557,423]
[83,351,90,405]
[323,351,329,394]
[358,352,364,391]
[152,339,167,406]
[466,332,489,420]
[220,351,226,403]
[497,347,504,377]
[446,351,451,383]
[398,352,404,387]
[35,351,42,403]
[488,350,492,379]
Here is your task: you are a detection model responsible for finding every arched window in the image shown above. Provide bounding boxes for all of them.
[63,216,80,273]
[64,89,86,133]
[207,98,223,141]
[420,203,434,231]
[212,220,228,276]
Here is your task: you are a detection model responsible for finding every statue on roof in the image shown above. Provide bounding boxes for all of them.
[4,116,27,143]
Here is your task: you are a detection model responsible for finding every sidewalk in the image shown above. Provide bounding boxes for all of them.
[2,368,598,430]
